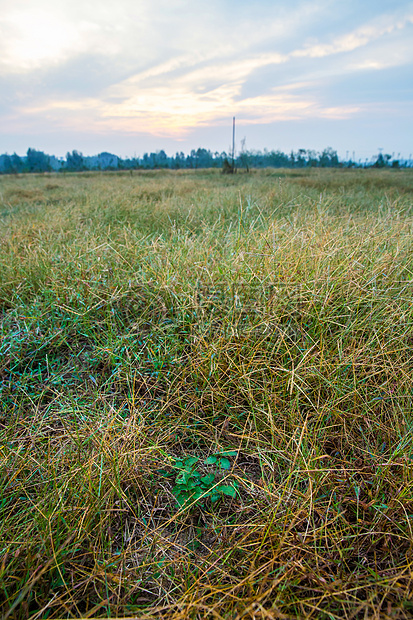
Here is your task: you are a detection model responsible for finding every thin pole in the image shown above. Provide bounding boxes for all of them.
[232,117,235,172]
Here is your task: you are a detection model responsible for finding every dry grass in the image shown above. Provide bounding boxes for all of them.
[1,168,413,619]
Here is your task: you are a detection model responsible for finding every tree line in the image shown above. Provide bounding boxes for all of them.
[0,147,409,174]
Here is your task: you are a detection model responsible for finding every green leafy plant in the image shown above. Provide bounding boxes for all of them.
[171,452,238,508]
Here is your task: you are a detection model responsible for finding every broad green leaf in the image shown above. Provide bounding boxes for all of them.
[184,456,199,468]
[205,456,218,465]
[216,484,237,498]
[187,479,200,489]
[201,473,215,485]
[175,494,188,506]
[157,468,173,477]
[219,457,231,470]
[176,472,190,484]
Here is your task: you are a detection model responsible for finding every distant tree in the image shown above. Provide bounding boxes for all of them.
[96,152,118,170]
[11,153,24,173]
[195,148,213,168]
[157,150,168,168]
[172,152,185,169]
[297,149,307,167]
[188,149,197,168]
[26,148,51,172]
[267,149,291,168]
[212,151,222,168]
[307,150,318,167]
[0,153,24,174]
[239,138,250,172]
[373,153,391,168]
[0,144,357,174]
[2,154,14,174]
[222,158,234,174]
[319,147,339,167]
[118,156,138,170]
[148,152,158,168]
[66,150,85,171]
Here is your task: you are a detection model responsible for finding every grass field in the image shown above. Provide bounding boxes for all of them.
[1,167,413,619]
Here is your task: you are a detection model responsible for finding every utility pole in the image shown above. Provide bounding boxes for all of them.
[232,117,235,172]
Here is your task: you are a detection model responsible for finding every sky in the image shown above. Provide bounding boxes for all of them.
[0,0,412,160]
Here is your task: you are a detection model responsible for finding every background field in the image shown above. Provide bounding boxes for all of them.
[1,168,413,619]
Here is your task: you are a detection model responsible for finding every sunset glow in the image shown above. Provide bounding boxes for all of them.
[0,0,412,157]
[2,10,79,70]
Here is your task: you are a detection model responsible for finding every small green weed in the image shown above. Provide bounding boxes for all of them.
[171,452,238,508]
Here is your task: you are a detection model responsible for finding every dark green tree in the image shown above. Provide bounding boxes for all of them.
[65,150,84,171]
[319,147,339,167]
[26,148,51,172]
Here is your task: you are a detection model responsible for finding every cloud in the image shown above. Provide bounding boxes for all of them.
[292,11,413,59]
[86,5,412,136]
[0,0,170,74]
[0,0,412,155]
[0,0,338,77]
[99,87,316,136]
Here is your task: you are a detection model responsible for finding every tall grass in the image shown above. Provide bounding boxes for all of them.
[1,168,413,619]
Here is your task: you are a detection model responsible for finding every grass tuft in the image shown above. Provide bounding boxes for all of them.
[1,168,413,619]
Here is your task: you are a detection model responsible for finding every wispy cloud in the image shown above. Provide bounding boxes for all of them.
[292,11,413,59]
[90,6,412,135]
[0,0,411,154]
